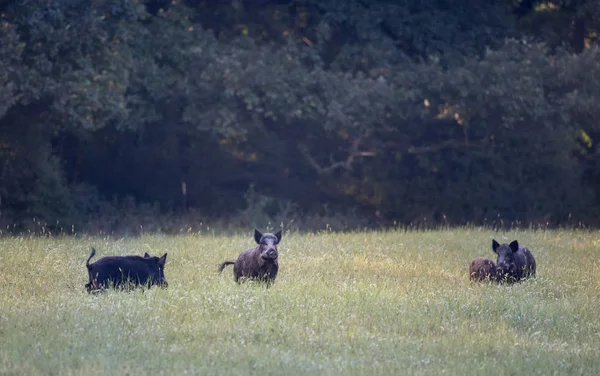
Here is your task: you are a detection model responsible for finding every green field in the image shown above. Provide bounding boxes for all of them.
[0,228,599,375]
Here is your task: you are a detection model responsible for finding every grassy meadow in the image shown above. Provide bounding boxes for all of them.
[0,228,599,375]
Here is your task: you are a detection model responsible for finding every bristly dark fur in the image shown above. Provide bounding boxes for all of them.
[469,257,498,282]
[218,261,235,273]
[84,248,97,291]
[492,239,536,283]
[86,248,96,269]
[219,229,282,287]
[85,247,168,293]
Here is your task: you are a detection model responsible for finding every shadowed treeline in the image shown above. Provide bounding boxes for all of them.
[1,0,600,234]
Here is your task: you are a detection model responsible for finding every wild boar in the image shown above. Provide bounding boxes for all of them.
[492,239,536,283]
[469,257,498,282]
[85,248,168,292]
[218,229,282,287]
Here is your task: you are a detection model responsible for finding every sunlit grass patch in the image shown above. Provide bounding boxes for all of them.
[1,229,599,375]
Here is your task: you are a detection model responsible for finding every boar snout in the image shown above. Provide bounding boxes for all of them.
[498,262,514,274]
[262,248,278,260]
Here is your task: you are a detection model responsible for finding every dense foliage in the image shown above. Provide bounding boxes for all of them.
[1,0,600,233]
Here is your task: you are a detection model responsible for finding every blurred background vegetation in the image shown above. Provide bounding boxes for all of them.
[1,0,599,234]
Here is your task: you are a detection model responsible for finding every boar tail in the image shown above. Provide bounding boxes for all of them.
[218,261,235,274]
[86,248,97,269]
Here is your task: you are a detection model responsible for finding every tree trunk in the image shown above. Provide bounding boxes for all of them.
[572,17,586,53]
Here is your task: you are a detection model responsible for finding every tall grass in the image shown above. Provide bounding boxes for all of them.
[0,228,599,375]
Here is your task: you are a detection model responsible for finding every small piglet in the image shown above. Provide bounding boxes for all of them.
[492,239,536,283]
[218,229,282,286]
[469,257,498,282]
[85,248,168,292]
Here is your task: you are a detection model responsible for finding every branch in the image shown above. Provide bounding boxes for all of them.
[299,133,376,175]
[299,146,347,174]
[406,140,465,154]
[406,137,489,154]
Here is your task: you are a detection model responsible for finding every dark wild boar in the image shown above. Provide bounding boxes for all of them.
[85,248,168,292]
[218,229,282,286]
[469,257,498,282]
[492,239,536,283]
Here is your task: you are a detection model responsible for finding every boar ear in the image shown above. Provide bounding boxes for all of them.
[492,239,500,253]
[509,240,519,253]
[144,252,151,258]
[274,230,282,244]
[254,229,263,244]
[158,253,167,267]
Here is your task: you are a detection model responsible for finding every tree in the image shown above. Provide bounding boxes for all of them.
[513,0,600,52]
[2,0,600,232]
